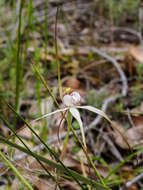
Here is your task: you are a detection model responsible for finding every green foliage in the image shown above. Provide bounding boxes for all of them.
[124,124,130,130]
[72,120,80,130]
[87,90,107,109]
[34,124,40,130]
[130,88,143,107]
[72,145,81,153]
[136,63,143,82]
[116,103,124,112]
[99,0,141,25]
[19,187,25,190]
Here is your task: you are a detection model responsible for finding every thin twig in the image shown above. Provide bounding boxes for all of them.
[103,135,123,162]
[125,172,143,188]
[77,46,128,97]
[111,26,142,44]
[127,108,135,128]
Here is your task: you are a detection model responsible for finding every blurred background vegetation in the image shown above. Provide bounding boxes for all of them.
[0,0,142,106]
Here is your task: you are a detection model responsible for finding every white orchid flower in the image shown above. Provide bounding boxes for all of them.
[34,91,112,148]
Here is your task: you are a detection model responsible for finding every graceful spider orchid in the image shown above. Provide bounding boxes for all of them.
[34,89,112,149]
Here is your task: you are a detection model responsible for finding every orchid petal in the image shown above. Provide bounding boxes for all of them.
[76,106,131,150]
[76,105,112,123]
[33,107,69,122]
[69,107,86,148]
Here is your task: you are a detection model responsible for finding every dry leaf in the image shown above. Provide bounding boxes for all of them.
[33,178,55,190]
[113,121,143,149]
[60,180,81,190]
[63,155,82,172]
[129,45,143,63]
[65,77,81,90]
[131,115,143,127]
[10,178,20,190]
[41,52,53,61]
[60,48,74,56]
[127,184,138,190]
[63,59,79,74]
[131,101,143,113]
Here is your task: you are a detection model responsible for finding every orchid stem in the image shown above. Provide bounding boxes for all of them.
[69,123,106,186]
[61,111,72,160]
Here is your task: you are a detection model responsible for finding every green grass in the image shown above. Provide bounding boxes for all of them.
[0,150,34,190]
[15,0,24,112]
[0,135,110,190]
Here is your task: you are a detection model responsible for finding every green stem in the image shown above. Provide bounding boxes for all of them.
[61,111,72,160]
[104,149,143,182]
[33,64,59,107]
[55,7,62,98]
[0,151,33,190]
[15,0,24,112]
[69,124,106,186]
